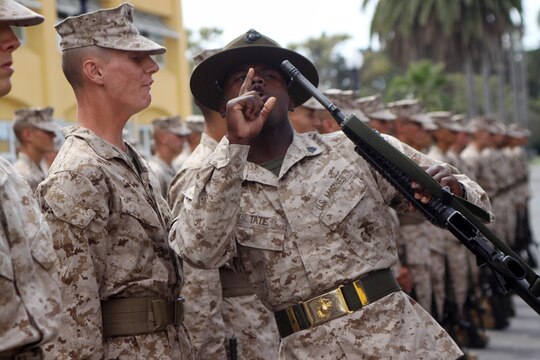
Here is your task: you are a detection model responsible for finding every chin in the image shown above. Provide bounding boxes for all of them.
[0,81,11,97]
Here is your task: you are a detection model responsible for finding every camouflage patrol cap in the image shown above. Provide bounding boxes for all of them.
[186,115,205,133]
[13,106,59,133]
[427,111,461,132]
[55,3,165,55]
[190,29,319,111]
[449,113,472,133]
[0,0,44,26]
[152,116,190,136]
[301,97,325,111]
[323,89,368,123]
[387,98,436,129]
[355,95,396,121]
[193,48,221,66]
[470,115,496,133]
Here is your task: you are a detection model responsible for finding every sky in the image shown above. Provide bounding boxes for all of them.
[182,0,540,65]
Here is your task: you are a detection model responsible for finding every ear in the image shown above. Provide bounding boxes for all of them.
[288,98,296,112]
[219,100,227,118]
[82,59,105,85]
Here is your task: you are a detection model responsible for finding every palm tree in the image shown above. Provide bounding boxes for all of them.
[363,0,523,117]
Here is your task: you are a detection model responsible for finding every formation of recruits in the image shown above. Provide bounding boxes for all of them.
[0,1,534,360]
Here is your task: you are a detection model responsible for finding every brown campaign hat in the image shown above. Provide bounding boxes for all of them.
[13,106,59,133]
[355,95,396,121]
[0,0,43,26]
[190,29,319,112]
[152,116,190,136]
[55,3,165,55]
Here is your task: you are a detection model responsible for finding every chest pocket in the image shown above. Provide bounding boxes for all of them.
[310,171,367,230]
[118,192,162,229]
[235,212,286,251]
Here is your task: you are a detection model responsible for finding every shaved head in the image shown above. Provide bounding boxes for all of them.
[61,46,110,89]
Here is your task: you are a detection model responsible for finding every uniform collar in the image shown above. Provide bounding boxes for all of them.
[62,125,128,161]
[244,131,322,186]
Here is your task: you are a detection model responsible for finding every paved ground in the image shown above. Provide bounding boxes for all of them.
[474,162,540,360]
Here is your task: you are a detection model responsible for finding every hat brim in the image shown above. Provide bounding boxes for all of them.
[0,0,44,26]
[368,109,396,121]
[190,45,319,112]
[96,35,166,55]
[34,122,60,133]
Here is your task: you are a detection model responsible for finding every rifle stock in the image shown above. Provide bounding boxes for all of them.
[280,60,540,315]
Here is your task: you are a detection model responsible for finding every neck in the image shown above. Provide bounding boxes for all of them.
[19,146,43,166]
[435,141,451,153]
[75,89,131,151]
[247,118,293,164]
[154,147,175,166]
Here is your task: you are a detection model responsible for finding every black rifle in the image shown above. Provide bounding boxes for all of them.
[280,60,540,315]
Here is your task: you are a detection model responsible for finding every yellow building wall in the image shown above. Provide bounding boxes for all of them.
[0,0,191,127]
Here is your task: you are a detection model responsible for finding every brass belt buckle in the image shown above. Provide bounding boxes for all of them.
[302,286,352,327]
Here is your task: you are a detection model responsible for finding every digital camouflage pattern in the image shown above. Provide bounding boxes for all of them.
[0,157,60,353]
[431,145,473,316]
[174,130,491,359]
[169,133,279,360]
[13,106,58,134]
[55,3,165,55]
[12,152,46,193]
[0,0,43,26]
[37,126,192,360]
[148,155,176,199]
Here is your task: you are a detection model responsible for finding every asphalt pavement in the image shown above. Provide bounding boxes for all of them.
[474,162,540,360]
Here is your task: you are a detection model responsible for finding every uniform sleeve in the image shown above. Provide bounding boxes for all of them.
[379,135,492,214]
[168,162,229,359]
[171,137,248,269]
[38,171,108,360]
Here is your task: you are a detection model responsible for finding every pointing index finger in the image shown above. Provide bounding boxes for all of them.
[239,68,254,96]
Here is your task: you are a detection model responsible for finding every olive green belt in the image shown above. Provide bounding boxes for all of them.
[101,297,184,337]
[274,269,400,338]
[0,347,42,360]
[219,267,255,298]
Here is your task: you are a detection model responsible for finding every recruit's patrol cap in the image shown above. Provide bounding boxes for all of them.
[55,3,165,55]
[323,89,368,122]
[186,115,205,133]
[387,99,437,130]
[428,111,462,132]
[0,0,44,26]
[190,29,319,111]
[449,113,472,133]
[152,116,190,136]
[355,95,396,121]
[13,106,59,133]
[301,97,325,111]
[470,115,496,133]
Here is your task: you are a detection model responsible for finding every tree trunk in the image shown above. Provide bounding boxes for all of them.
[495,46,506,123]
[464,56,477,117]
[481,53,492,115]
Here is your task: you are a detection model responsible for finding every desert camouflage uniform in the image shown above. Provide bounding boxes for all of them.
[0,158,61,354]
[396,214,434,312]
[37,126,192,360]
[13,152,46,193]
[148,155,176,198]
[428,145,470,317]
[173,131,491,359]
[169,133,279,360]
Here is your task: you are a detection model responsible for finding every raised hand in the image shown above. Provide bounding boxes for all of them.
[225,68,276,145]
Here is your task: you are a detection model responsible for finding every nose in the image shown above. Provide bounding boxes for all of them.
[0,25,21,53]
[145,55,159,74]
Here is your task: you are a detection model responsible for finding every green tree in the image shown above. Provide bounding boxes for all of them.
[185,27,223,67]
[363,0,523,116]
[385,60,451,110]
[288,33,352,89]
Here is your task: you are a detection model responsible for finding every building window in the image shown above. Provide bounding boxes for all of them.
[134,10,179,68]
